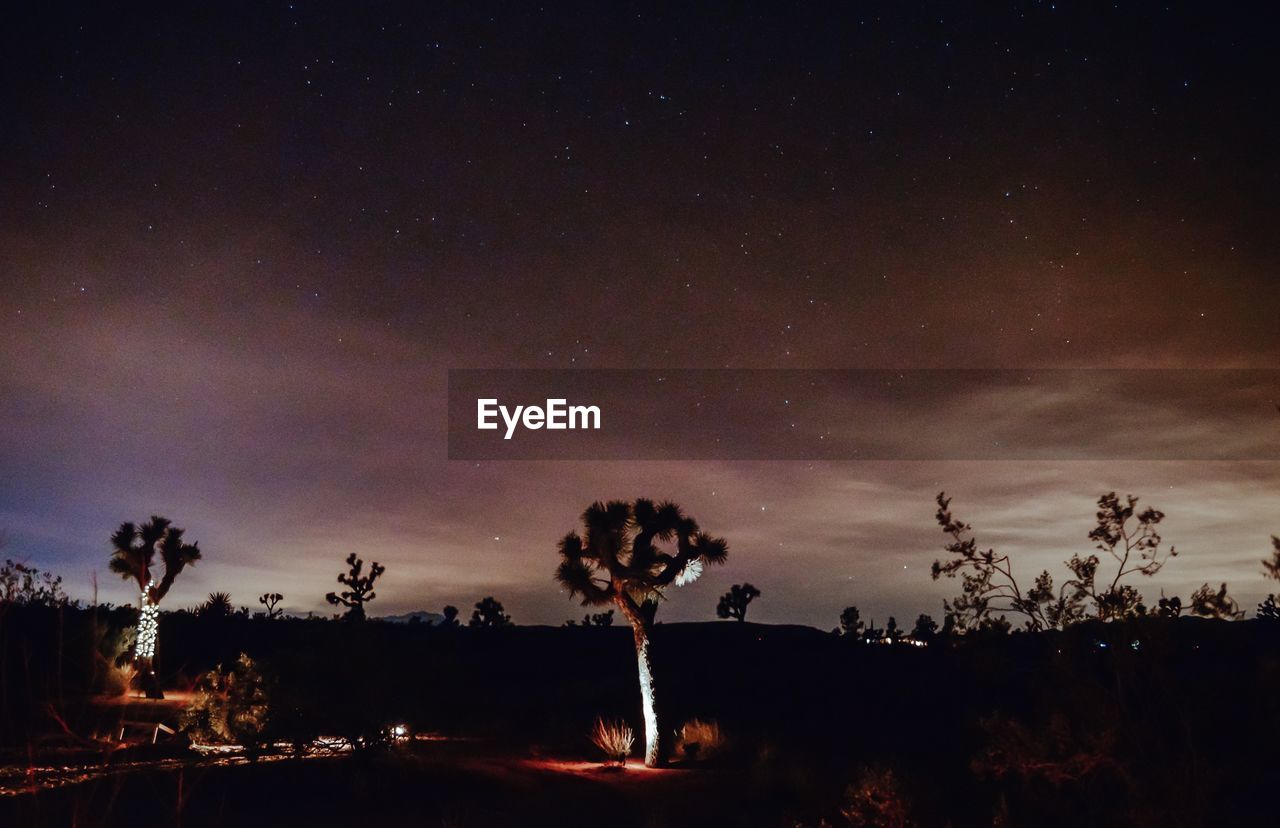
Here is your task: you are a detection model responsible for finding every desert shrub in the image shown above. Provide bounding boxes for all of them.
[180,653,271,752]
[590,716,634,765]
[91,620,137,695]
[675,717,726,761]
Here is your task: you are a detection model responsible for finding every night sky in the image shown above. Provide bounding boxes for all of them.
[2,2,1277,625]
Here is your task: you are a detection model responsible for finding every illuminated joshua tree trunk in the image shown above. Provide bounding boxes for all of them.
[620,600,661,767]
[135,581,162,697]
[135,581,159,664]
[555,499,729,769]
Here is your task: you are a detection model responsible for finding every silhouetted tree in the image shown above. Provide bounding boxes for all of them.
[469,596,512,627]
[325,552,384,621]
[933,493,1064,632]
[108,516,202,697]
[1072,492,1177,620]
[1257,536,1280,621]
[439,605,460,627]
[933,492,1181,631]
[911,613,938,642]
[1188,582,1244,620]
[258,592,283,619]
[885,616,901,641]
[554,498,728,767]
[1262,535,1280,581]
[1154,593,1183,618]
[199,591,233,618]
[716,582,760,621]
[580,609,614,626]
[839,605,864,637]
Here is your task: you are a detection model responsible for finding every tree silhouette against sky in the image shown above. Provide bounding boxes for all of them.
[469,596,512,627]
[555,499,728,767]
[108,516,201,698]
[716,583,760,621]
[932,492,1184,631]
[325,552,384,621]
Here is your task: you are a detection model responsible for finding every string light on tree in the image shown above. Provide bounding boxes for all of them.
[136,580,159,661]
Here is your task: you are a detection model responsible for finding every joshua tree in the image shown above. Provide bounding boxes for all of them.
[716,583,760,621]
[555,498,728,767]
[325,552,384,621]
[259,592,284,619]
[109,516,202,697]
[469,596,512,627]
[199,591,233,618]
[839,605,864,637]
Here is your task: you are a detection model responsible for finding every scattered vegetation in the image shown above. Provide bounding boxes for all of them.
[933,492,1196,632]
[0,558,67,606]
[566,609,615,626]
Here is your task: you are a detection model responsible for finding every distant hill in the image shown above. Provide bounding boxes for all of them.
[377,610,445,625]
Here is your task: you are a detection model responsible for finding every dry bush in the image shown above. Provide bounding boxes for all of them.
[676,717,726,761]
[590,716,634,765]
[92,621,136,696]
[180,653,270,750]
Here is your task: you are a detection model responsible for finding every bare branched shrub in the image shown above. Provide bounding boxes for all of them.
[590,716,634,765]
[676,718,726,761]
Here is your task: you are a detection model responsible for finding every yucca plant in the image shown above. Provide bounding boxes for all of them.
[199,591,233,618]
[556,499,728,766]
